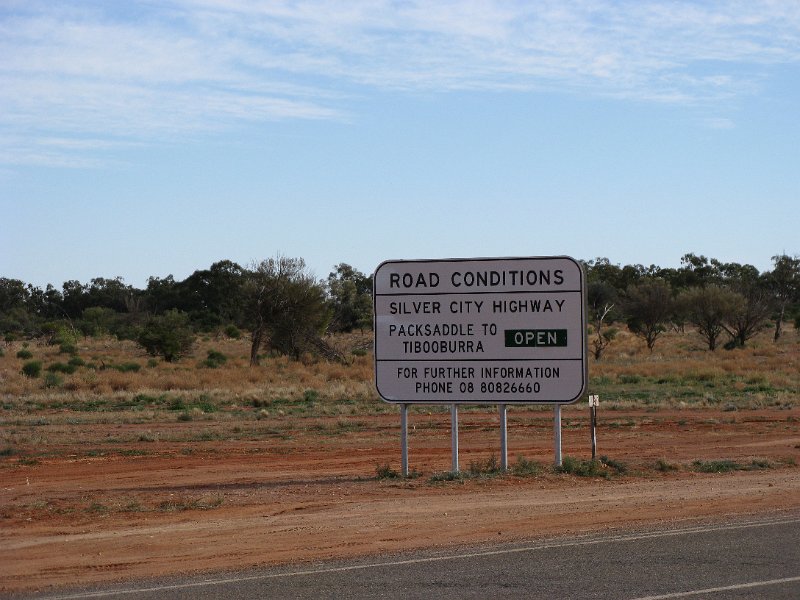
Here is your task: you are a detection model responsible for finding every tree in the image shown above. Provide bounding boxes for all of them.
[624,279,674,352]
[587,281,618,360]
[179,260,247,330]
[718,263,772,348]
[720,286,772,348]
[144,275,182,314]
[0,278,29,313]
[26,284,64,321]
[677,285,743,351]
[245,257,332,364]
[764,254,800,341]
[0,278,32,336]
[326,263,373,333]
[85,277,134,313]
[136,309,195,362]
[673,253,721,289]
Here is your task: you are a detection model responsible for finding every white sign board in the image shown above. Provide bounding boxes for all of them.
[373,256,587,404]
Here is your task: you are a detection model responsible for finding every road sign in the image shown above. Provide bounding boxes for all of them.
[373,256,587,404]
[589,394,600,407]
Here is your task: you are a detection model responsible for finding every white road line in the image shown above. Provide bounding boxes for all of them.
[629,575,800,599]
[39,516,800,600]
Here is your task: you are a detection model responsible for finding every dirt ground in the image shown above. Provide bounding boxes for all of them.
[2,406,800,594]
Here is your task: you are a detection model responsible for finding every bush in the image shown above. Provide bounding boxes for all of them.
[201,349,228,368]
[47,362,77,374]
[59,342,78,355]
[136,309,195,362]
[49,324,79,348]
[43,372,63,389]
[108,362,140,373]
[655,459,679,472]
[21,361,42,378]
[512,456,542,476]
[557,456,607,477]
[691,459,741,473]
[375,463,400,479]
[224,324,241,339]
[467,455,502,476]
[16,349,33,360]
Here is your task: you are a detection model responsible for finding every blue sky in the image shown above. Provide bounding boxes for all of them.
[2,0,799,289]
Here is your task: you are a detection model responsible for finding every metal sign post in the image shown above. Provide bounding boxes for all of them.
[499,404,508,470]
[554,404,562,467]
[589,394,599,460]
[401,404,409,477]
[451,404,459,472]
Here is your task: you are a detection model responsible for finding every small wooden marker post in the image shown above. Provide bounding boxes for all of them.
[589,394,599,460]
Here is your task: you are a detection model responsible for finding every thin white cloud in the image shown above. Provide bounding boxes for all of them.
[1,0,799,167]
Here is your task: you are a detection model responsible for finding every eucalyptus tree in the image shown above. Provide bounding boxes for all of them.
[764,254,800,341]
[325,263,373,333]
[677,285,743,351]
[586,280,619,359]
[624,279,674,352]
[244,256,332,364]
[717,262,772,348]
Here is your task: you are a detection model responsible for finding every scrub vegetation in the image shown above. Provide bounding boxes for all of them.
[1,252,799,474]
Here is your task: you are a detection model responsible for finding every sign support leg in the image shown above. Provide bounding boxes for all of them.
[451,404,459,473]
[591,405,597,461]
[401,404,409,477]
[554,404,562,467]
[499,404,508,470]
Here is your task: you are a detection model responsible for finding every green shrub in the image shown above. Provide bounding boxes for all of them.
[16,349,33,360]
[557,456,607,477]
[137,309,195,362]
[375,463,400,479]
[691,459,742,473]
[655,459,679,472]
[21,361,42,378]
[224,324,241,339]
[59,342,78,355]
[512,455,542,476]
[47,362,77,374]
[68,356,86,367]
[168,397,187,411]
[467,455,502,476]
[51,325,79,348]
[111,362,141,373]
[201,349,228,368]
[43,372,63,389]
[600,455,628,474]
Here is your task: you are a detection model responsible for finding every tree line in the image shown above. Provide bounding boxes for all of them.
[1,253,798,362]
[585,253,800,358]
[0,258,371,363]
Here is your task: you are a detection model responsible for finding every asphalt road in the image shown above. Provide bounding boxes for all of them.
[24,512,800,600]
